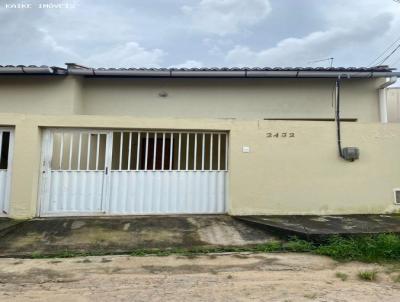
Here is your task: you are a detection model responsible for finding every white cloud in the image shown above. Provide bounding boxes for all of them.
[38,28,78,58]
[1,0,399,71]
[225,13,394,67]
[171,60,204,68]
[83,42,165,68]
[182,0,271,36]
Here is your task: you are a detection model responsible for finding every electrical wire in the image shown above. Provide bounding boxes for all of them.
[375,43,400,66]
[367,35,400,67]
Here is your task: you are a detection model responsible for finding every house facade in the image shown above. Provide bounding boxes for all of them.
[0,64,399,219]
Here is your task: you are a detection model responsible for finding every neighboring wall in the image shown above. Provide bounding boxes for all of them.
[388,88,400,122]
[0,75,398,218]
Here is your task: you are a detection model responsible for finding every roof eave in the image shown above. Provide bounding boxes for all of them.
[0,66,67,75]
[68,68,399,78]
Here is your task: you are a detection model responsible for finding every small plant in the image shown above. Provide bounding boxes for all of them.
[303,293,317,299]
[358,270,378,281]
[284,237,315,252]
[31,251,43,258]
[335,272,348,281]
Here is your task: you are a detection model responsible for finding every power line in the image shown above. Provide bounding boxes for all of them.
[369,38,400,65]
[367,35,400,67]
[375,43,400,66]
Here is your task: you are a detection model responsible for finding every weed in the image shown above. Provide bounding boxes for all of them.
[358,270,378,281]
[31,251,43,259]
[284,238,314,252]
[304,293,317,299]
[335,272,348,281]
[315,234,400,262]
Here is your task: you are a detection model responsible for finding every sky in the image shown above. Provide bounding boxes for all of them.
[1,0,400,72]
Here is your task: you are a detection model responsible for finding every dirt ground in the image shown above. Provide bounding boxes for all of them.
[0,253,399,302]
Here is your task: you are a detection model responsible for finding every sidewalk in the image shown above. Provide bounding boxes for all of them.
[0,215,275,257]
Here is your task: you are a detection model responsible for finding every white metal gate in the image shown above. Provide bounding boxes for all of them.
[40,129,228,216]
[0,128,14,216]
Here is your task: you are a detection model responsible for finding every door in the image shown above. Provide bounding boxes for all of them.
[0,128,14,216]
[40,129,228,216]
[39,129,111,216]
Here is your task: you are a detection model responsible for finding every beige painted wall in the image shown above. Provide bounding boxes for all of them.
[0,76,83,115]
[0,113,399,219]
[229,120,400,215]
[0,75,398,218]
[0,76,384,122]
[81,78,382,122]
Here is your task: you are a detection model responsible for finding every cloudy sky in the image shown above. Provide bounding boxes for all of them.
[1,0,400,71]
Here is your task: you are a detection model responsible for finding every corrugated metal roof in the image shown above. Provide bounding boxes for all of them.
[0,64,398,78]
[89,66,395,72]
[0,64,394,71]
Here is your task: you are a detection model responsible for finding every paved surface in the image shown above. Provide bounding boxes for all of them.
[237,214,400,240]
[0,253,399,302]
[0,215,276,257]
[0,218,24,236]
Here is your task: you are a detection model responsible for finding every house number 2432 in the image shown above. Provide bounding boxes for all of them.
[266,132,295,138]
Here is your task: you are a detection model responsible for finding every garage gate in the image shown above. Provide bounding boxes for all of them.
[0,128,13,216]
[39,129,228,216]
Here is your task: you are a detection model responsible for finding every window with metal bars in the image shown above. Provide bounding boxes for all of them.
[50,130,228,172]
[111,131,228,171]
[51,131,107,170]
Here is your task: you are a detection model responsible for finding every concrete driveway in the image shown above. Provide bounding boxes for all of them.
[0,215,275,257]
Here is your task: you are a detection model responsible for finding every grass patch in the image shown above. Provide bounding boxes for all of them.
[130,241,283,257]
[335,272,348,281]
[315,234,400,262]
[24,234,400,263]
[358,270,378,281]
